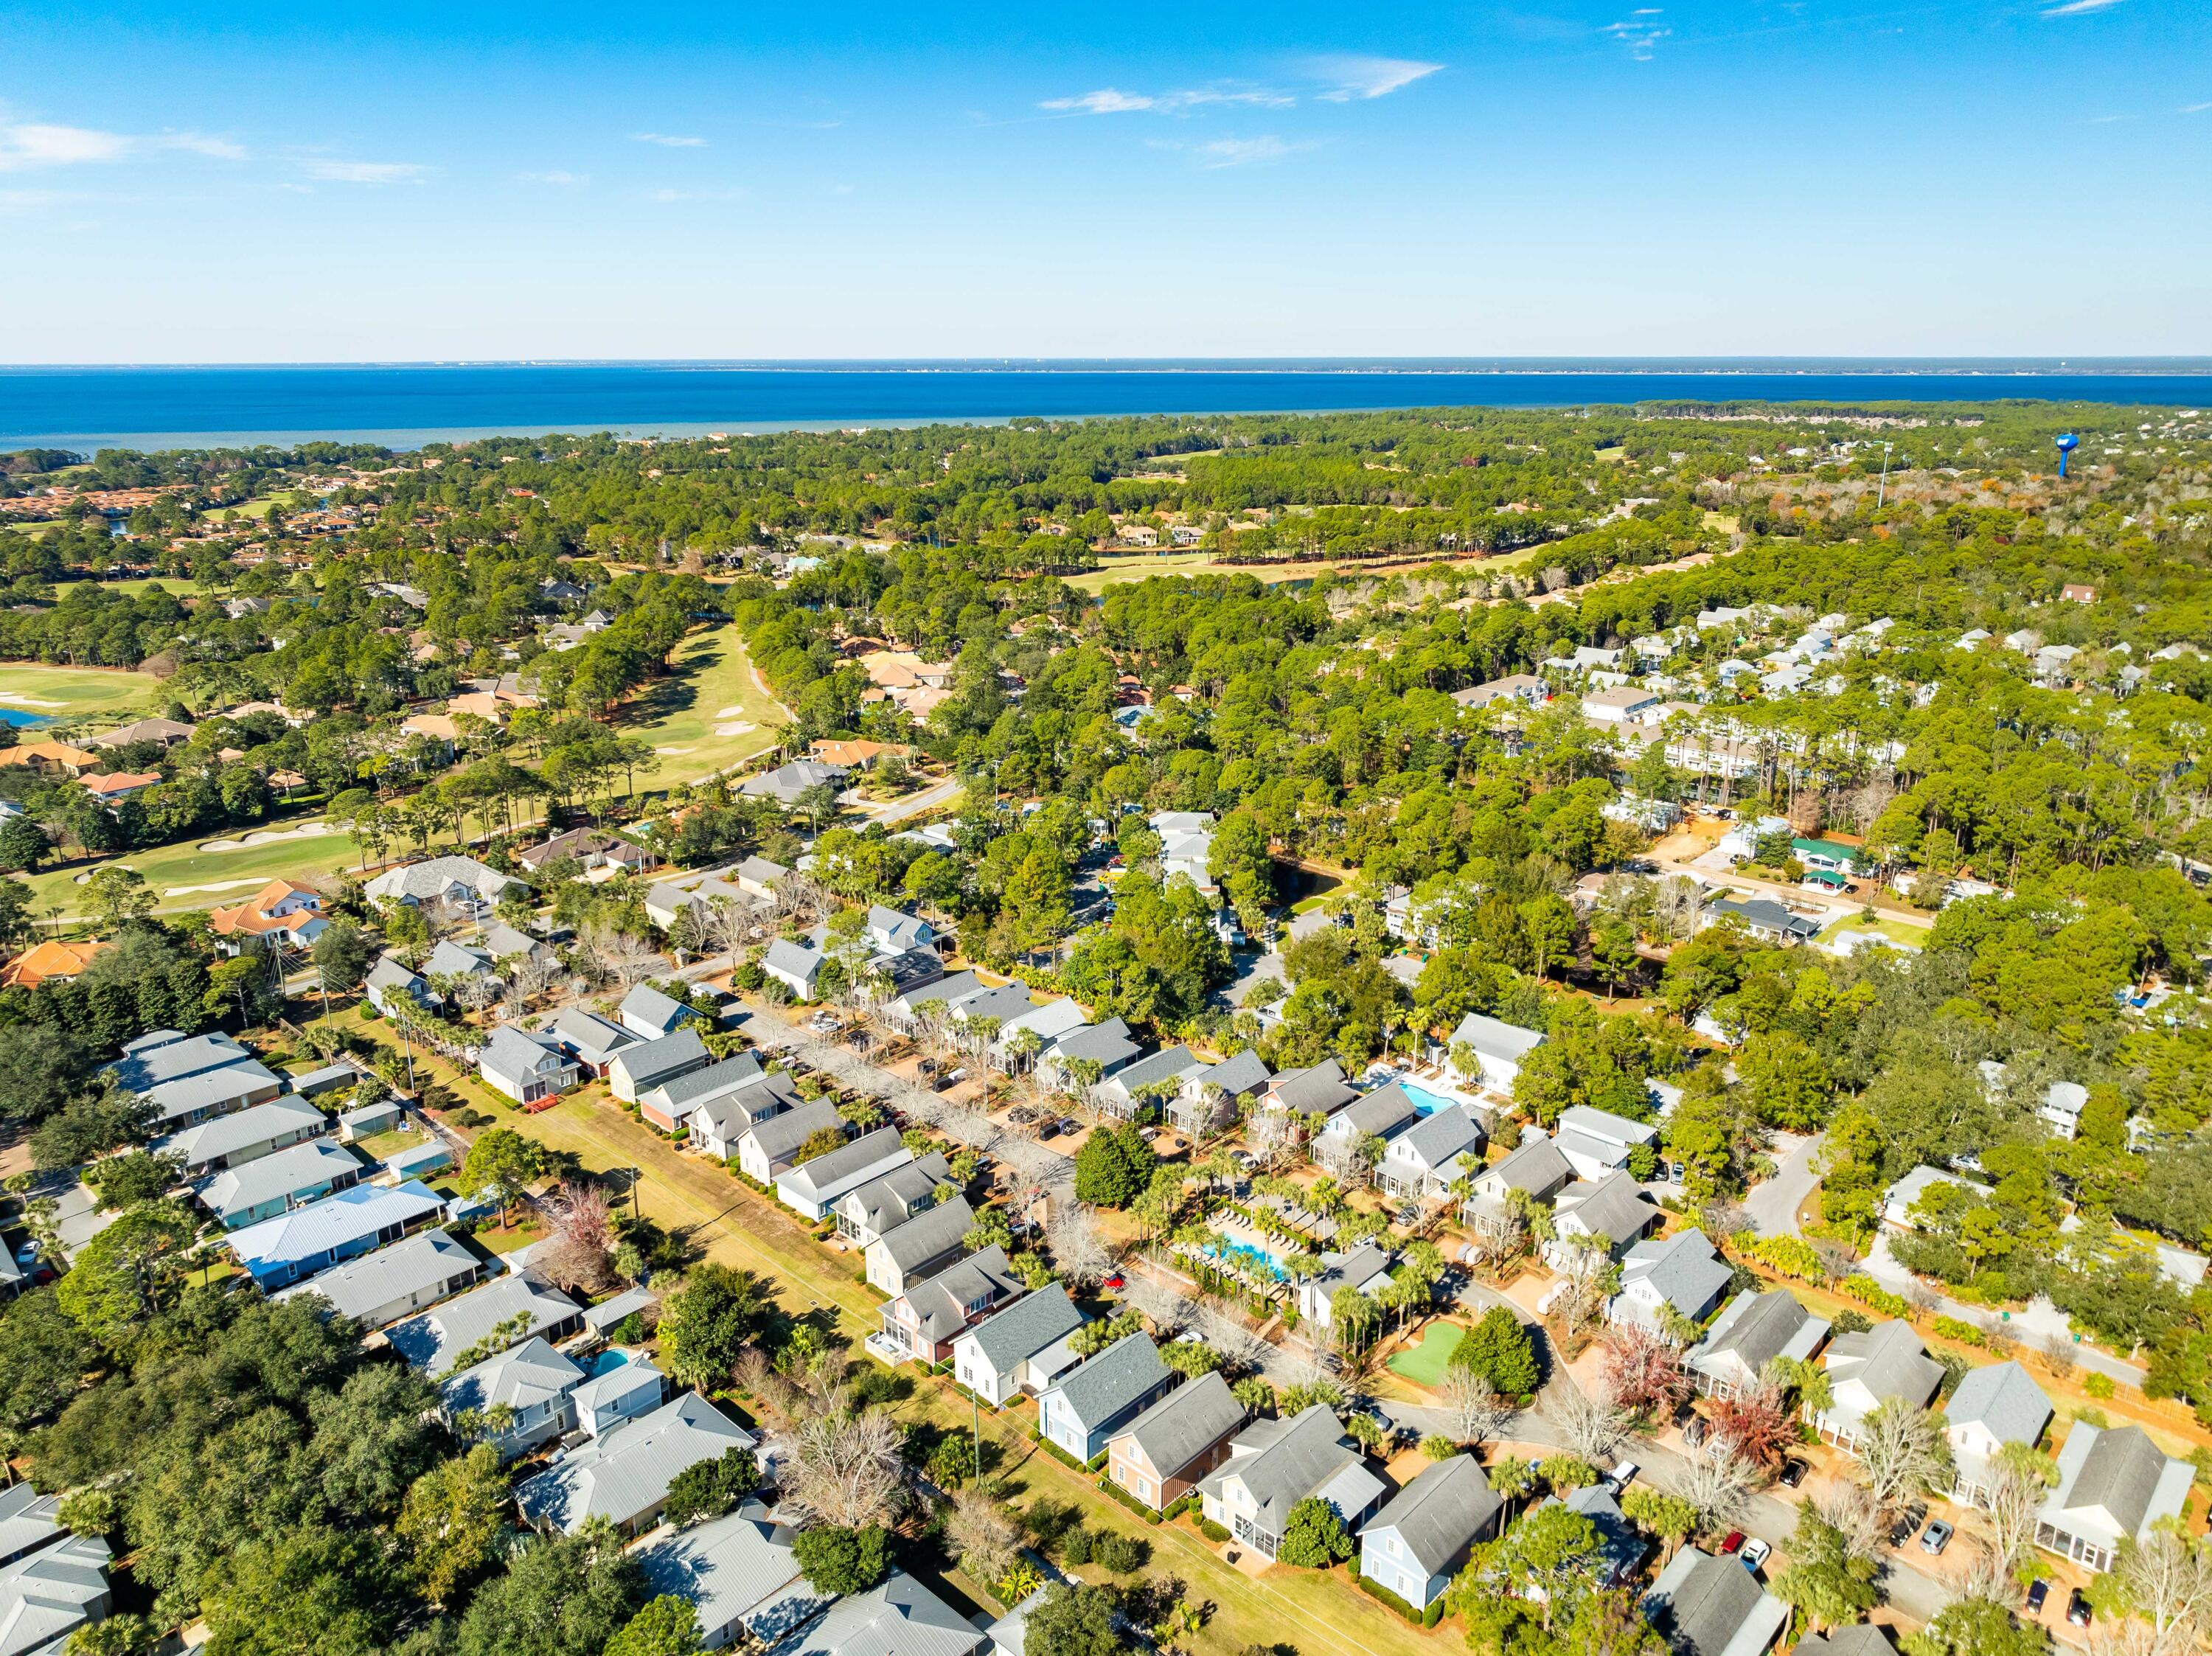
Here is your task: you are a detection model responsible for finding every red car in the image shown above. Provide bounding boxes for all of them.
[1103,1273,1126,1291]
[1718,1531,1745,1556]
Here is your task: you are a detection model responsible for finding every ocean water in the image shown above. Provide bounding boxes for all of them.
[2,361,2208,453]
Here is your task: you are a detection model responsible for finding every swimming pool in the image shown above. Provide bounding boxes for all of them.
[587,1349,632,1377]
[1397,1079,1464,1118]
[1202,1236,1289,1283]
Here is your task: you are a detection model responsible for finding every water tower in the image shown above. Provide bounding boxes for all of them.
[2056,432,2079,478]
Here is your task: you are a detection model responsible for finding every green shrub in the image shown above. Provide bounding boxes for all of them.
[1093,1534,1147,1573]
[1197,1517,1231,1543]
[2084,1372,2115,1399]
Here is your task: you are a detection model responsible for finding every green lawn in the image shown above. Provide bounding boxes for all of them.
[1385,1319,1467,1388]
[0,661,164,722]
[613,622,788,785]
[1819,913,1929,950]
[22,819,370,919]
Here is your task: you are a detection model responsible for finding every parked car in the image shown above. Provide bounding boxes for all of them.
[1718,1531,1745,1556]
[1778,1460,1808,1489]
[2067,1589,2092,1628]
[933,1068,967,1092]
[1037,1119,1062,1140]
[1667,1161,1686,1183]
[1739,1538,1770,1573]
[917,1057,936,1075]
[1102,1272,1125,1291]
[1138,1127,1160,1141]
[1606,1461,1641,1492]
[1920,1520,1953,1556]
[1232,1150,1258,1171]
[2025,1580,2049,1615]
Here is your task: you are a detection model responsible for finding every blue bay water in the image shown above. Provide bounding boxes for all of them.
[2,361,2210,452]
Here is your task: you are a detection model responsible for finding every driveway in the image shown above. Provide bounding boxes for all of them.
[862,776,963,827]
[1745,1131,1824,1238]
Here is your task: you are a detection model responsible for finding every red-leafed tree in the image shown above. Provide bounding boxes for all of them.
[1708,1382,1796,1469]
[1601,1323,1691,1421]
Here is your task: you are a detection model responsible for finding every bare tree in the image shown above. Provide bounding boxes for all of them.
[1246,1105,1298,1174]
[1044,1204,1112,1292]
[703,896,754,975]
[945,1488,1022,1586]
[504,952,560,1017]
[1667,1439,1759,1537]
[1814,1481,1888,1568]
[1439,1368,1514,1450]
[1546,1380,1631,1467]
[582,922,662,989]
[1654,876,1706,940]
[1550,1238,1615,1348]
[2107,1531,2212,1654]
[772,1396,906,1529]
[537,1181,616,1293]
[1119,1271,1186,1335]
[2039,1329,2079,1381]
[1854,1396,1954,1521]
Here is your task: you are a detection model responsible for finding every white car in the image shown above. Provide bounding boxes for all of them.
[1606,1460,1641,1492]
[1739,1537,1772,1573]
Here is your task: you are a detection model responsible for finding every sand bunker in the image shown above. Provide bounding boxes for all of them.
[167,877,279,897]
[197,821,333,853]
[714,704,748,717]
[655,745,697,755]
[712,721,755,737]
[0,692,66,708]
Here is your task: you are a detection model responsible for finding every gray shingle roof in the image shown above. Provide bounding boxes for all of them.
[620,983,694,1033]
[2046,1423,2191,1542]
[1359,1454,1500,1576]
[959,1288,1084,1373]
[1191,1049,1271,1098]
[1312,1241,1394,1300]
[739,1097,844,1161]
[1106,1045,1202,1098]
[762,1570,985,1656]
[479,1025,577,1088]
[1644,1545,1789,1656]
[425,939,495,978]
[1203,1406,1378,1531]
[1945,1360,2053,1450]
[1267,1058,1356,1116]
[1389,1103,1486,1169]
[1689,1290,1828,1381]
[1113,1370,1246,1477]
[839,1156,950,1236]
[364,855,518,902]
[611,1028,711,1089]
[1555,1171,1658,1245]
[872,1197,975,1276]
[515,1391,756,1532]
[1481,1135,1574,1196]
[552,1006,638,1062]
[1823,1321,1944,1412]
[1792,1627,1898,1655]
[646,1053,768,1115]
[898,1246,1022,1343]
[636,1503,821,1647]
[1327,1082,1419,1143]
[1617,1228,1733,1319]
[107,1028,251,1093]
[777,1126,903,1200]
[1042,1017,1141,1070]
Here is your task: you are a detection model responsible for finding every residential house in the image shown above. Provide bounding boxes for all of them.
[1642,1545,1790,1656]
[1035,1017,1144,1088]
[383,1138,453,1182]
[1608,1229,1733,1334]
[364,855,521,911]
[1880,1166,1990,1231]
[886,969,984,1028]
[549,1007,639,1077]
[729,1096,844,1181]
[608,1028,712,1104]
[206,878,328,954]
[1550,1172,1660,1258]
[1686,1291,1829,1400]
[1447,1012,1546,1092]
[0,1488,60,1570]
[1945,1360,2053,1509]
[0,1532,111,1656]
[516,1391,757,1535]
[199,1138,363,1229]
[876,1245,1023,1366]
[774,1127,908,1221]
[155,1094,327,1176]
[387,1271,584,1375]
[1528,1484,1647,1594]
[644,875,753,934]
[1466,1134,1575,1210]
[225,1179,445,1289]
[1554,1104,1660,1181]
[439,1337,586,1459]
[1702,894,1822,945]
[1106,1371,1248,1512]
[761,935,825,1000]
[1582,686,1660,724]
[1197,1407,1388,1565]
[1450,674,1547,712]
[1813,1321,1944,1453]
[989,997,1090,1068]
[273,1227,484,1328]
[570,1355,667,1438]
[139,1057,287,1129]
[2035,1423,2194,1574]
[338,1097,402,1141]
[760,1572,987,1656]
[481,923,557,970]
[1295,1241,1396,1332]
[1377,1104,1487,1200]
[833,1155,950,1248]
[477,1026,583,1106]
[636,1503,821,1652]
[1257,1057,1358,1124]
[863,1197,976,1296]
[735,856,790,900]
[739,759,848,804]
[365,952,434,1017]
[641,1052,772,1135]
[0,937,111,989]
[1171,1049,1271,1137]
[518,827,650,877]
[1037,1334,1175,1464]
[1357,1455,1503,1612]
[77,771,164,808]
[1317,1082,1422,1158]
[619,982,702,1040]
[950,1288,1085,1407]
[423,937,498,987]
[10,740,100,776]
[1792,1629,1898,1655]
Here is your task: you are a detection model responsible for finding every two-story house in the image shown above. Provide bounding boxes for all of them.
[776,1127,911,1222]
[1036,1334,1173,1465]
[439,1335,586,1459]
[1105,1370,1248,1512]
[1377,1104,1487,1200]
[1944,1360,2053,1510]
[833,1155,950,1248]
[1357,1455,1501,1612]
[1197,1407,1388,1565]
[1295,1241,1397,1333]
[863,1197,975,1297]
[1812,1321,1944,1454]
[1606,1228,1733,1335]
[731,1097,844,1181]
[951,1288,1085,1407]
[877,1245,1024,1366]
[1684,1290,1829,1401]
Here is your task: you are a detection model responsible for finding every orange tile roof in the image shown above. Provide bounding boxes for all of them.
[208,878,323,936]
[79,770,160,796]
[1,937,111,987]
[446,692,502,721]
[13,740,98,768]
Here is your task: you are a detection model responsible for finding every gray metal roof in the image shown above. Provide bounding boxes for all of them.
[1792,1626,1899,1655]
[106,1030,252,1092]
[571,1355,664,1416]
[637,1503,822,1646]
[1042,1017,1141,1070]
[156,1094,327,1170]
[0,1531,111,1656]
[1113,1371,1246,1477]
[201,1138,361,1223]
[387,1273,582,1375]
[551,1006,638,1060]
[143,1058,283,1124]
[958,1288,1084,1373]
[516,1391,756,1533]
[1359,1454,1500,1577]
[1944,1360,2052,1450]
[273,1226,481,1324]
[647,1052,765,1112]
[0,1486,60,1568]
[1450,1012,1545,1064]
[1312,1241,1395,1300]
[226,1180,442,1277]
[872,1197,975,1275]
[582,1286,656,1332]
[762,1570,986,1656]
[439,1335,583,1418]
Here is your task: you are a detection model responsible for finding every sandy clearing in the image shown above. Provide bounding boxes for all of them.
[711,721,756,737]
[655,745,698,755]
[0,692,66,708]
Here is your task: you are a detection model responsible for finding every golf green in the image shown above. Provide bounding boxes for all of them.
[1386,1320,1466,1388]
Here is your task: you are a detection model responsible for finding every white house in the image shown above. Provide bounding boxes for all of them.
[863,1197,975,1297]
[2036,1423,2195,1574]
[1447,1012,1545,1092]
[951,1289,1085,1407]
[1295,1241,1395,1331]
[1685,1290,1829,1401]
[1812,1321,1944,1453]
[1197,1407,1388,1565]
[1376,1104,1486,1200]
[1552,1104,1659,1180]
[1606,1228,1733,1334]
[477,1026,583,1106]
[775,1127,911,1222]
[1945,1360,2053,1510]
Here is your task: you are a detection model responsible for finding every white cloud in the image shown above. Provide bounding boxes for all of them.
[1603,11,1673,59]
[633,132,706,147]
[0,122,133,171]
[1306,55,1444,101]
[157,131,247,160]
[521,170,588,185]
[2185,101,2212,113]
[2042,0,2123,13]
[0,188,66,212]
[1197,135,1309,167]
[1041,88,1158,114]
[302,159,430,184]
[647,185,743,202]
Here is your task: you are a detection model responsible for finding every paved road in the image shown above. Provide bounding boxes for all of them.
[1745,1131,1824,1239]
[1857,1234,2145,1386]
[860,776,963,827]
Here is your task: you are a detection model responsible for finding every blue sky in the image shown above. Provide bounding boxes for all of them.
[1,0,2205,361]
